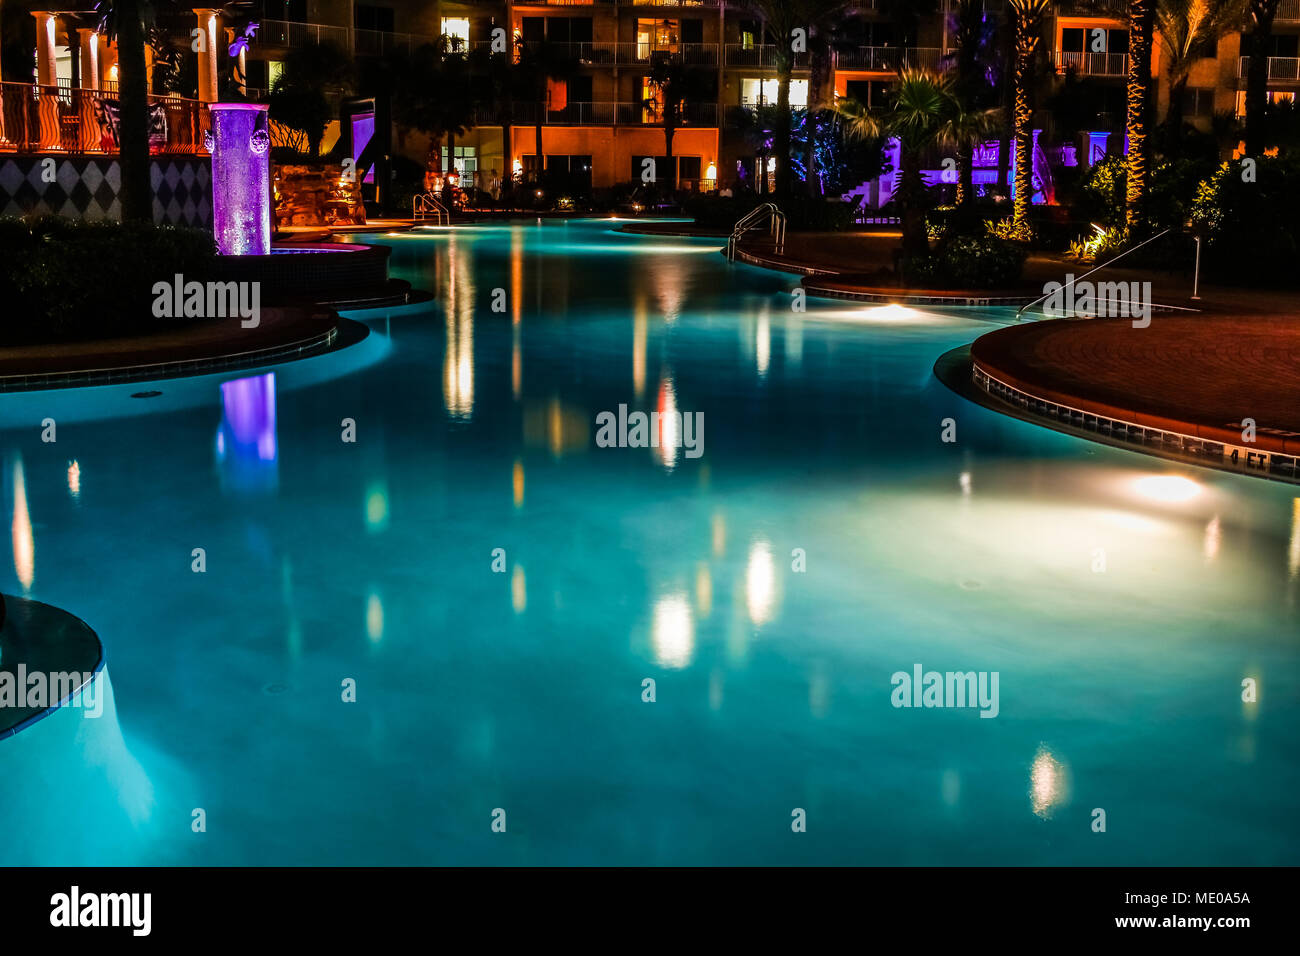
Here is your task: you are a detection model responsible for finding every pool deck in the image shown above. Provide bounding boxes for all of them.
[968,314,1300,458]
[0,596,104,739]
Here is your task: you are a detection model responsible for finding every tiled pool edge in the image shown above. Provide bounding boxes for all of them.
[936,345,1300,486]
[0,321,361,394]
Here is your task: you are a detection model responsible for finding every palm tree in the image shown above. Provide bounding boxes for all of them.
[471,41,524,184]
[269,41,354,158]
[96,0,152,222]
[393,40,477,180]
[515,38,579,183]
[948,0,999,206]
[1008,0,1052,234]
[644,53,713,191]
[741,0,853,196]
[839,70,996,269]
[1244,0,1282,157]
[1157,0,1246,148]
[1125,0,1156,230]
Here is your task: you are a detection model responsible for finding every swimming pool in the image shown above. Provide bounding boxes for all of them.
[2,218,1296,865]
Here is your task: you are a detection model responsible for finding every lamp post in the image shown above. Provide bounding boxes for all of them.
[1191,236,1202,301]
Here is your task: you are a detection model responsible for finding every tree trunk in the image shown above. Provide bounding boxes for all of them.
[535,79,545,182]
[775,61,792,196]
[116,0,152,223]
[958,144,974,208]
[1012,47,1033,232]
[1166,72,1188,150]
[804,35,830,198]
[1245,3,1278,158]
[1125,0,1155,233]
[664,116,677,190]
[501,107,512,182]
[899,145,928,268]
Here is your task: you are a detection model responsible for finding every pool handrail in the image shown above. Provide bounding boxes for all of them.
[413,192,450,224]
[1015,226,1173,319]
[727,203,786,261]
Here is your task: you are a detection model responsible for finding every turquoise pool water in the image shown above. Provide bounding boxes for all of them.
[1,218,1297,866]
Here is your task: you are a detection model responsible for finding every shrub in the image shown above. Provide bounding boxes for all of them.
[905,235,1027,289]
[985,216,1034,243]
[0,217,217,345]
[1189,154,1300,285]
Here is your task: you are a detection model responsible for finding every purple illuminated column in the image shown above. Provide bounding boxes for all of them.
[207,103,272,256]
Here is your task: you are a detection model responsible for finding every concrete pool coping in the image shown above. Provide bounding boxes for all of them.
[0,596,104,739]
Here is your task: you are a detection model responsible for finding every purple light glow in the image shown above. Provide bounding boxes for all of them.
[219,372,277,462]
[209,103,272,256]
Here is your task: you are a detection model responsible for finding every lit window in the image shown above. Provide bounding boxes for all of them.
[741,78,807,108]
[442,18,470,48]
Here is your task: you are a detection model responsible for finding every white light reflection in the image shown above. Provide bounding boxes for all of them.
[655,377,680,470]
[746,538,776,626]
[11,456,34,592]
[1030,745,1067,819]
[652,592,694,669]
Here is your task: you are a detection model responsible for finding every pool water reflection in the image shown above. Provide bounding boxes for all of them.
[1,219,1297,865]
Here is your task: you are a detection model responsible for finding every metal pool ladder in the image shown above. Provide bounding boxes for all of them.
[413,192,450,224]
[727,203,786,261]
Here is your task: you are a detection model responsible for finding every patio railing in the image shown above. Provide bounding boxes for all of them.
[1054,51,1129,76]
[0,81,210,156]
[1237,56,1300,80]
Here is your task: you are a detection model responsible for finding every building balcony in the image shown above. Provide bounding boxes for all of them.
[1052,0,1130,15]
[0,80,210,156]
[258,19,353,51]
[725,44,810,69]
[513,40,719,66]
[499,100,717,126]
[1238,56,1300,81]
[1054,51,1129,76]
[1280,0,1300,22]
[833,47,948,72]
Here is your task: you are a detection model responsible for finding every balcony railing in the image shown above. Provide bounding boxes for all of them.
[0,80,210,156]
[504,100,717,126]
[1238,56,1300,80]
[1280,0,1300,22]
[833,46,947,72]
[509,40,720,66]
[259,19,352,50]
[725,44,810,68]
[1054,51,1129,76]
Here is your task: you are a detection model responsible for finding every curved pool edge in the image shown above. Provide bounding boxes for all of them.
[0,595,106,740]
[934,344,1300,486]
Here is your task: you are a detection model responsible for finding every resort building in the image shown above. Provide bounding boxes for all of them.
[0,0,1297,215]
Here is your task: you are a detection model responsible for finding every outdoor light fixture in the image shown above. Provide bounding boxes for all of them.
[207,103,272,256]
